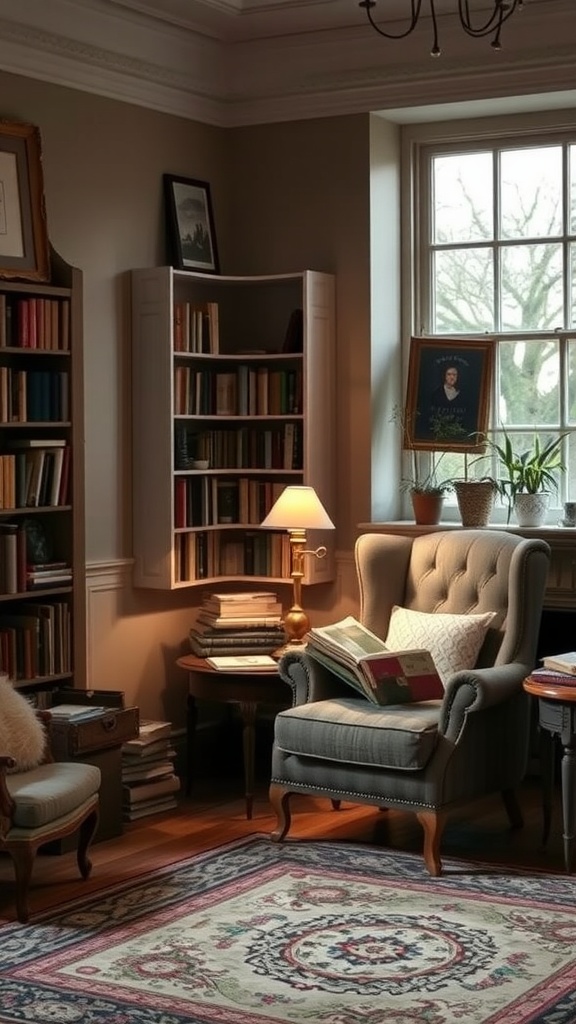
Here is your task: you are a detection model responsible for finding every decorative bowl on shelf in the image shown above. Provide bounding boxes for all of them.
[191,460,210,470]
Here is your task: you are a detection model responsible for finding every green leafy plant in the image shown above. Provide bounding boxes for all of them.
[480,431,567,522]
[391,405,453,495]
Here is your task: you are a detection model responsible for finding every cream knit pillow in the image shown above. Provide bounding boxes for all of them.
[0,675,46,772]
[385,606,496,686]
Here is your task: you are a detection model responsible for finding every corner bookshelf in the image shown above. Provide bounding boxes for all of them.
[131,266,335,590]
[0,249,85,696]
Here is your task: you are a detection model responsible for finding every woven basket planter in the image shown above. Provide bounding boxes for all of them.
[454,480,496,527]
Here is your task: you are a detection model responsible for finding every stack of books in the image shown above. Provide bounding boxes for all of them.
[121,720,180,821]
[531,651,576,686]
[188,590,286,657]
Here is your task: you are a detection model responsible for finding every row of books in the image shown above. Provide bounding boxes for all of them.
[190,590,285,656]
[174,530,290,583]
[173,365,302,417]
[174,477,285,530]
[189,423,302,471]
[173,301,219,354]
[0,522,71,595]
[0,295,71,351]
[0,368,69,423]
[0,600,71,680]
[0,443,71,509]
[121,720,180,821]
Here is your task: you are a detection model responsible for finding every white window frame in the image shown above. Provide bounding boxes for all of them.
[402,111,576,522]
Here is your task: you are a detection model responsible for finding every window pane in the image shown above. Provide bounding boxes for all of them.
[570,145,576,235]
[432,153,492,244]
[500,243,563,330]
[500,146,562,240]
[570,242,576,328]
[433,248,493,333]
[566,339,576,423]
[498,339,559,425]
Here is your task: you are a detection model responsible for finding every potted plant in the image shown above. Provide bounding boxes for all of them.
[482,431,566,526]
[403,453,453,525]
[393,406,452,525]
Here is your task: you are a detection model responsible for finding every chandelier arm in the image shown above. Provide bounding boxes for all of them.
[458,0,520,37]
[361,0,524,53]
[358,0,425,41]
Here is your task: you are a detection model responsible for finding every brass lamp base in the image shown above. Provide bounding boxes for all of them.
[284,603,310,645]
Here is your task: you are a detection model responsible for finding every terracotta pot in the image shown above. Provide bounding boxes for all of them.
[410,490,444,526]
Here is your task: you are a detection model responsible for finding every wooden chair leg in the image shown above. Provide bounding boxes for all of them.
[77,807,99,879]
[269,783,292,842]
[331,799,341,811]
[10,843,37,924]
[416,809,446,877]
[501,788,523,829]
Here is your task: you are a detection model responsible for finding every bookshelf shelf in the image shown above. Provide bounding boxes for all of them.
[0,251,85,693]
[131,266,335,589]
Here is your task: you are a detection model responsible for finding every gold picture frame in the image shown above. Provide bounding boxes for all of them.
[0,119,50,282]
[404,337,494,452]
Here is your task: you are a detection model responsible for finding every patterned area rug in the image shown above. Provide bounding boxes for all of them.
[1,836,576,1024]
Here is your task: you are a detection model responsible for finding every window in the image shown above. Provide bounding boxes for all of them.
[413,131,576,513]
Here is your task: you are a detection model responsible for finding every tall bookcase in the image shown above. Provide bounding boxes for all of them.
[0,249,85,695]
[131,266,335,590]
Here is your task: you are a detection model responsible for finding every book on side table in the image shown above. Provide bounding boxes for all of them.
[205,654,278,671]
[306,615,444,706]
[541,651,576,676]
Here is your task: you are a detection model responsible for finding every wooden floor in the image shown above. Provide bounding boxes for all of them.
[0,770,571,924]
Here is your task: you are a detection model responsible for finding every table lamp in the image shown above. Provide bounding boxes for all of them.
[261,485,335,646]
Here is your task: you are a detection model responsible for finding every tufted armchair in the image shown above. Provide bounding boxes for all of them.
[0,685,101,923]
[269,529,550,875]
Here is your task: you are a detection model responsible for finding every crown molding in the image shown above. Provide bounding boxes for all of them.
[0,0,574,126]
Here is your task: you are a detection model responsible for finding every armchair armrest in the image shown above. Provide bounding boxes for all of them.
[439,662,530,742]
[0,756,16,838]
[278,650,356,706]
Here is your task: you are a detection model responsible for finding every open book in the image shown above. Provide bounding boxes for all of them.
[306,616,444,706]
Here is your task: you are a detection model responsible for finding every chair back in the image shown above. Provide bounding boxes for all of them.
[356,529,550,671]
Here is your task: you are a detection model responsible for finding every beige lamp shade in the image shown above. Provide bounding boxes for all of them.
[261,486,334,531]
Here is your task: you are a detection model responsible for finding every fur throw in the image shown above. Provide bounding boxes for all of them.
[0,675,46,772]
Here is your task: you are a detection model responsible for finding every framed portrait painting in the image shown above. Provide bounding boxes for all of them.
[0,120,50,282]
[404,337,495,452]
[163,174,219,274]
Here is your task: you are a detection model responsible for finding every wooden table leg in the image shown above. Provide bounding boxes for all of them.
[560,737,576,873]
[239,701,257,820]
[186,693,198,797]
[540,727,555,847]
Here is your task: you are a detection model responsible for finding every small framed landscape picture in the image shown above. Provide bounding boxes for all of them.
[163,174,219,274]
[404,337,494,452]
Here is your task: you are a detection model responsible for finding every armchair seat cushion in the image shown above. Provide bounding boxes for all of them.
[274,697,442,771]
[6,762,101,829]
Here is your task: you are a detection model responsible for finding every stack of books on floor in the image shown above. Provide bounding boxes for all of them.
[188,590,286,657]
[121,719,180,821]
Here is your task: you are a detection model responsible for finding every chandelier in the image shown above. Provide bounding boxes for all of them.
[358,0,524,57]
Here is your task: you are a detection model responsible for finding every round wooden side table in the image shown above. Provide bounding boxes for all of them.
[523,674,576,873]
[176,654,290,819]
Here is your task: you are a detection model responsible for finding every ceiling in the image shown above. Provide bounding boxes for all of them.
[0,0,575,126]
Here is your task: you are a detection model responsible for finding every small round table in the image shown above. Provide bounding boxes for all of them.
[523,674,576,873]
[176,654,290,819]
